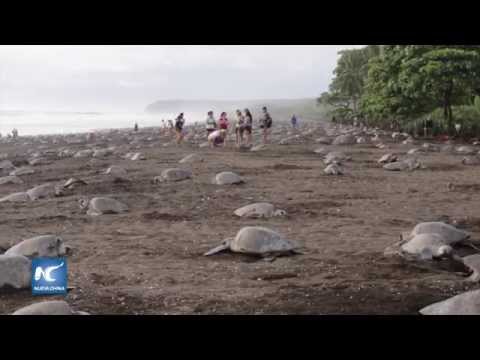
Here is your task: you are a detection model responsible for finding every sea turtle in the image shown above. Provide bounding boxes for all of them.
[5,235,70,258]
[0,192,30,203]
[79,197,129,216]
[378,153,398,164]
[0,175,24,185]
[129,152,146,161]
[0,254,31,289]
[234,203,286,218]
[315,137,332,145]
[105,165,128,181]
[12,301,89,315]
[402,222,470,244]
[63,177,87,189]
[419,289,480,315]
[462,156,480,165]
[356,136,368,144]
[400,233,453,260]
[324,163,343,175]
[324,152,349,165]
[179,153,203,164]
[213,171,244,185]
[0,160,15,171]
[204,226,300,260]
[154,168,192,183]
[456,146,476,155]
[313,147,328,155]
[250,144,267,152]
[29,157,52,166]
[92,148,112,158]
[383,158,421,171]
[332,134,356,145]
[462,254,480,282]
[74,149,94,158]
[26,183,64,200]
[9,167,35,176]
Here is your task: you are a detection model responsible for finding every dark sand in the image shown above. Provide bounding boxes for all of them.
[0,130,479,314]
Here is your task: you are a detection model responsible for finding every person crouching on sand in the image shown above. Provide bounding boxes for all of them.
[206,111,217,138]
[174,113,185,145]
[208,129,227,148]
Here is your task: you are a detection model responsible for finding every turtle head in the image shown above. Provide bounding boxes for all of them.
[204,238,232,256]
[274,209,287,217]
[436,245,453,259]
[78,197,89,210]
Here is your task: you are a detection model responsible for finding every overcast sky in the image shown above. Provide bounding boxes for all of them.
[0,45,364,112]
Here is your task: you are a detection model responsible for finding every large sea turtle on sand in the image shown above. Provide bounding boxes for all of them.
[400,233,454,260]
[204,226,300,260]
[179,153,203,164]
[385,222,472,261]
[12,301,89,315]
[402,222,470,244]
[0,192,30,203]
[213,172,244,185]
[79,197,128,216]
[419,289,480,315]
[383,157,421,171]
[0,175,24,185]
[378,153,398,164]
[0,254,31,289]
[5,235,70,258]
[234,203,286,218]
[9,167,35,176]
[105,165,128,181]
[26,183,64,200]
[324,152,350,165]
[154,168,192,183]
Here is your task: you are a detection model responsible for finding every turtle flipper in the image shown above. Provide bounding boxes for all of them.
[204,240,231,256]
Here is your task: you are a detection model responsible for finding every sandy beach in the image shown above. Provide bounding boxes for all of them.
[0,122,479,315]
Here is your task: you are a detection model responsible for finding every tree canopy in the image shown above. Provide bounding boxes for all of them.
[320,45,480,135]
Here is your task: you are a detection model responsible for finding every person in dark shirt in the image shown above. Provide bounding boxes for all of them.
[260,106,272,144]
[244,109,253,145]
[175,113,185,145]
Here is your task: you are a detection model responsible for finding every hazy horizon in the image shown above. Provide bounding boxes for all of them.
[0,45,364,113]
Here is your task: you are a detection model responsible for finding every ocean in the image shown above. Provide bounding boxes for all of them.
[0,111,206,136]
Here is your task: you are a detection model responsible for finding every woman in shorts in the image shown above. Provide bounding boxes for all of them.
[260,106,272,144]
[234,109,245,146]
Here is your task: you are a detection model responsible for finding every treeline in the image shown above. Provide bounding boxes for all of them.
[318,45,480,137]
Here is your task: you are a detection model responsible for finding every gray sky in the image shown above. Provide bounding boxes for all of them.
[0,45,363,112]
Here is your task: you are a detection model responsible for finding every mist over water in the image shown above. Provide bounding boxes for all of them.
[0,111,207,136]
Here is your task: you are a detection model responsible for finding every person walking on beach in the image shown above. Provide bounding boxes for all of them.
[291,114,298,129]
[260,106,272,144]
[244,109,253,145]
[235,109,245,146]
[174,113,185,145]
[206,111,217,138]
[134,122,139,132]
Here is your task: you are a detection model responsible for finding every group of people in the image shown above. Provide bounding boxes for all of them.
[0,128,19,139]
[204,106,273,148]
[151,106,300,148]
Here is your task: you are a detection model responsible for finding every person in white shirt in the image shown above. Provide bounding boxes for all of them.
[208,129,227,148]
[205,111,217,137]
